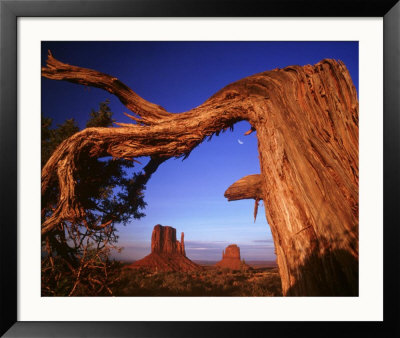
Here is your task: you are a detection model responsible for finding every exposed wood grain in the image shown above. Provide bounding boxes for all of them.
[224,174,263,201]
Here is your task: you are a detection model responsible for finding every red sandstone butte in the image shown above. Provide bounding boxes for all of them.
[151,224,185,256]
[127,224,201,272]
[216,244,249,270]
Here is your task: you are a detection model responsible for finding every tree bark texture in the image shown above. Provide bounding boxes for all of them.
[224,174,263,201]
[42,52,358,296]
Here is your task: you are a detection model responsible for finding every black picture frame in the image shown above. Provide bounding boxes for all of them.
[1,0,399,337]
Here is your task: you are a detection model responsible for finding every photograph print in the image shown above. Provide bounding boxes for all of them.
[41,41,358,297]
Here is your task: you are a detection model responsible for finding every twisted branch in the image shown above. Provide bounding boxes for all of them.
[41,52,255,234]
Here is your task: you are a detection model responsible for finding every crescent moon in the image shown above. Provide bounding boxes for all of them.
[238,139,244,145]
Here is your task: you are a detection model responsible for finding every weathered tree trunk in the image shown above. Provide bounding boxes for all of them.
[225,63,358,295]
[252,63,358,296]
[42,53,358,296]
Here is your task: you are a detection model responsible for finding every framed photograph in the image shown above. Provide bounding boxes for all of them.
[1,0,399,337]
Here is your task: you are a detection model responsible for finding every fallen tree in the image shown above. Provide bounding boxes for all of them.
[42,51,358,296]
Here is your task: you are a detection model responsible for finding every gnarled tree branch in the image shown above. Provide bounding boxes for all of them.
[42,50,169,125]
[41,52,255,234]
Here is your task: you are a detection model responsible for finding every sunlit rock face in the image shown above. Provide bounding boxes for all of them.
[216,244,249,270]
[128,224,200,272]
[151,224,185,256]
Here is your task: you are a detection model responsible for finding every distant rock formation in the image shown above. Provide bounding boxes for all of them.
[216,244,249,270]
[127,224,200,272]
[151,224,185,256]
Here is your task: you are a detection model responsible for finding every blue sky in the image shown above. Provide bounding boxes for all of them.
[41,41,358,262]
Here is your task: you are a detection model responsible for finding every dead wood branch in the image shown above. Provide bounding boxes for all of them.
[224,174,263,201]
